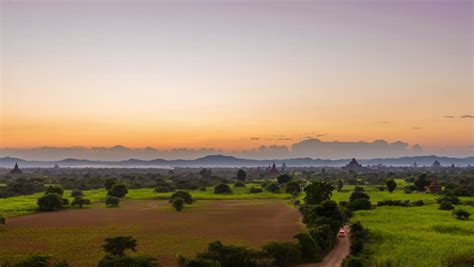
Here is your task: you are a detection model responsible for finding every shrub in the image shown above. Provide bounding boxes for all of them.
[452,209,470,220]
[265,182,280,193]
[354,186,365,192]
[293,233,319,262]
[104,178,117,191]
[412,200,424,206]
[214,183,233,194]
[347,198,371,211]
[199,187,207,191]
[437,194,460,205]
[349,191,369,202]
[70,189,83,198]
[277,174,291,184]
[236,169,247,182]
[45,185,64,196]
[249,187,263,194]
[377,200,410,207]
[343,256,364,267]
[106,195,120,207]
[309,224,335,251]
[172,197,185,211]
[170,191,194,204]
[108,184,128,198]
[103,236,137,257]
[192,241,258,267]
[285,181,301,195]
[234,181,246,188]
[438,202,454,210]
[98,255,159,267]
[385,179,397,193]
[71,197,91,208]
[15,255,68,267]
[154,185,174,193]
[262,241,301,267]
[37,193,65,211]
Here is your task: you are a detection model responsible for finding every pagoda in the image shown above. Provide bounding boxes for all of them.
[428,177,441,193]
[344,158,364,171]
[269,162,279,176]
[9,162,23,175]
[432,160,441,168]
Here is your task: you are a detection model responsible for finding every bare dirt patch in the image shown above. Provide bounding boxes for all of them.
[0,199,302,266]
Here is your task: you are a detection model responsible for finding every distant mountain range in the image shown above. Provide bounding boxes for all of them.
[0,155,473,168]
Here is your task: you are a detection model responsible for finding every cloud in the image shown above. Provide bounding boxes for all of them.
[411,127,422,130]
[250,137,260,140]
[443,114,473,119]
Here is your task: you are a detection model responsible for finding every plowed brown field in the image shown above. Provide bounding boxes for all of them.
[0,199,302,266]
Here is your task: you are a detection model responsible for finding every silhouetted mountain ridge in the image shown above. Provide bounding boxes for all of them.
[0,154,473,168]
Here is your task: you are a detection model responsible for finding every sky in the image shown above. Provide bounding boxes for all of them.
[1,0,473,159]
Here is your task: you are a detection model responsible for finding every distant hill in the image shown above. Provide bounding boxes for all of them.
[0,155,473,168]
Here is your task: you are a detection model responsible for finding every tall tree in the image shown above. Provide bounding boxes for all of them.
[304,181,334,205]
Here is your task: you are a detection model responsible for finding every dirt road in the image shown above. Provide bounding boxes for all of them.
[298,225,351,267]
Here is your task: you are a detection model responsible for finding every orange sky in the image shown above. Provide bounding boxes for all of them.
[1,1,473,151]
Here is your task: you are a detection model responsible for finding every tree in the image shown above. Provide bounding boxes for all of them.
[293,233,319,262]
[37,193,65,211]
[108,184,128,198]
[236,169,247,182]
[349,191,370,202]
[199,168,212,179]
[304,181,334,205]
[70,189,84,198]
[71,197,91,208]
[214,183,233,194]
[170,191,194,204]
[309,224,336,251]
[45,185,64,196]
[337,179,344,192]
[102,236,137,257]
[106,195,120,207]
[277,174,291,184]
[262,241,302,267]
[285,181,301,195]
[414,174,429,191]
[14,255,68,267]
[172,197,185,211]
[452,209,471,220]
[104,178,117,191]
[385,179,397,193]
[265,182,280,193]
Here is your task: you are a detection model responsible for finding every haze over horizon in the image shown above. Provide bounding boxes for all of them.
[1,1,473,158]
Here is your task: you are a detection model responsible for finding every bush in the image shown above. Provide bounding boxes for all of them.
[106,195,120,207]
[192,241,258,267]
[437,194,460,205]
[438,202,454,210]
[343,256,364,267]
[349,191,369,202]
[285,181,301,195]
[98,255,159,267]
[108,184,128,198]
[347,198,371,211]
[15,255,68,267]
[234,181,246,188]
[154,185,174,193]
[377,200,410,207]
[214,183,233,194]
[37,193,66,211]
[172,197,185,211]
[262,241,301,267]
[404,185,416,194]
[236,169,247,182]
[385,179,397,193]
[412,200,424,206]
[265,182,280,193]
[293,233,319,262]
[277,174,291,184]
[452,209,470,220]
[70,189,84,198]
[71,197,91,208]
[170,191,194,204]
[309,224,335,251]
[45,185,64,196]
[249,187,263,194]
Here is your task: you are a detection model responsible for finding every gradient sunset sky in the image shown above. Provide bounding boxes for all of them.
[1,0,473,153]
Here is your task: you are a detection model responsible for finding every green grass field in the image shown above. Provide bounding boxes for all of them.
[0,185,291,218]
[353,204,474,267]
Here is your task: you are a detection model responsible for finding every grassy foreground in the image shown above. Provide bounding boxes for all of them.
[353,204,474,267]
